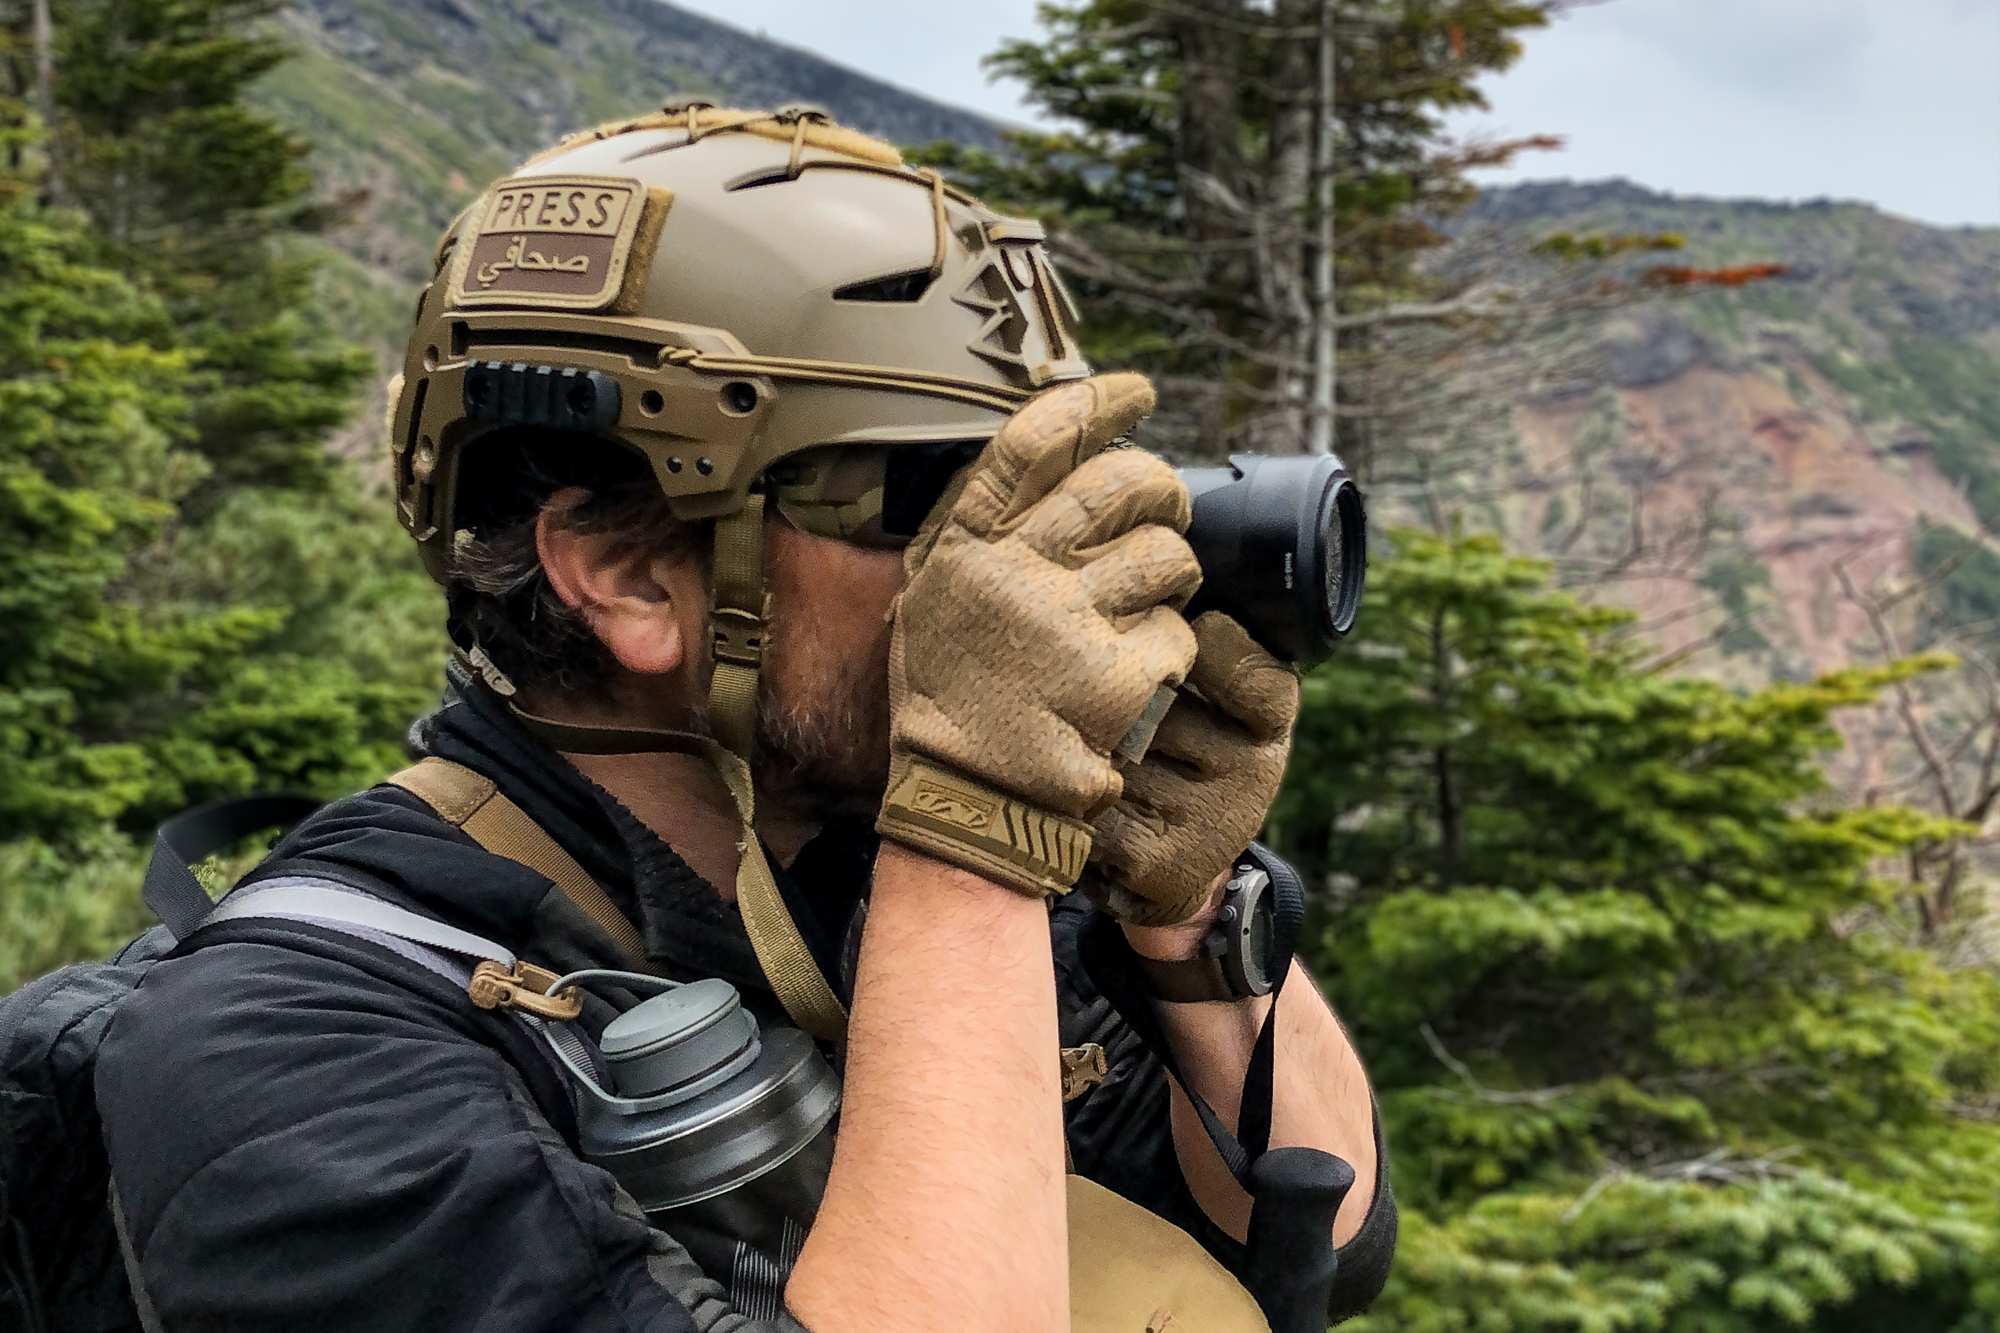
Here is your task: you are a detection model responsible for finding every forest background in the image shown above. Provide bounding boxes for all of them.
[6,1,2000,1329]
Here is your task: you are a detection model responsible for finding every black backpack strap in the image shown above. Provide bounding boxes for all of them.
[141,794,322,940]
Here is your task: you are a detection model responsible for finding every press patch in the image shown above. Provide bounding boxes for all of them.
[452,175,649,310]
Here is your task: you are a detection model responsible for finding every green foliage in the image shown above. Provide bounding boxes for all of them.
[908,0,1560,455]
[0,0,443,978]
[1534,231,1687,261]
[1357,1173,1996,1333]
[0,831,149,992]
[1914,521,2000,653]
[1817,336,2000,530]
[0,186,432,846]
[34,0,374,498]
[1276,530,2000,1327]
[936,0,1553,261]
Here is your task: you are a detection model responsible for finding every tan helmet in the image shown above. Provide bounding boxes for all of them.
[390,105,1091,753]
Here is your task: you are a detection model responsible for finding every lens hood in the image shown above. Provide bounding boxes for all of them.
[1178,453,1366,665]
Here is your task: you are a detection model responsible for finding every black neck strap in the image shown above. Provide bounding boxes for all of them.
[1076,841,1304,1188]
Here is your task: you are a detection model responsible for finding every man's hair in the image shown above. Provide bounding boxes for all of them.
[445,428,710,700]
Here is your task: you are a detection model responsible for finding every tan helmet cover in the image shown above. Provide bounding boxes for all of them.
[389,106,1092,583]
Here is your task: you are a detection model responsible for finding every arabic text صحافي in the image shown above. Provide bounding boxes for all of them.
[477,234,594,288]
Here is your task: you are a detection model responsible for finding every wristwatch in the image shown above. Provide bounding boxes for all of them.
[1132,864,1277,1003]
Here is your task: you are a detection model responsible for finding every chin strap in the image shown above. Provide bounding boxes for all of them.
[707,493,770,759]
[509,703,849,1044]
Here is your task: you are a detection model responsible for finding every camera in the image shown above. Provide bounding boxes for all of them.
[1177,453,1367,665]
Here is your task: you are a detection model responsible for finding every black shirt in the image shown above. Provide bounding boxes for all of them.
[95,679,1394,1330]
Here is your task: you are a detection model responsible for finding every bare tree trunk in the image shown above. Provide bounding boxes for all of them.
[1431,608,1462,881]
[1307,0,1336,454]
[33,0,61,205]
[1255,0,1317,454]
[1166,0,1247,258]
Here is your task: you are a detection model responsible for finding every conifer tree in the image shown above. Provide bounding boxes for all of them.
[0,5,438,987]
[914,0,1565,460]
[1279,531,2000,1329]
[3,0,369,496]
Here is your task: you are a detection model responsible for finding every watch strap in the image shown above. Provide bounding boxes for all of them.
[1134,947,1241,1003]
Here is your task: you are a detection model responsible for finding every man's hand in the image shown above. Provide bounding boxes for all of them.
[876,374,1202,899]
[1090,612,1300,926]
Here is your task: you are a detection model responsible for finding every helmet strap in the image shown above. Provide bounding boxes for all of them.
[707,493,770,760]
[507,700,849,1043]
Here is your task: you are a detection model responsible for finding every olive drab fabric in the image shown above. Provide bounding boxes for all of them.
[876,375,1202,898]
[1090,612,1303,927]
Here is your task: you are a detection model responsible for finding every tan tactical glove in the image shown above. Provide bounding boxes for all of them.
[877,374,1202,898]
[1088,612,1301,926]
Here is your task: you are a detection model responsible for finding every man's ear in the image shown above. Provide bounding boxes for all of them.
[538,490,685,676]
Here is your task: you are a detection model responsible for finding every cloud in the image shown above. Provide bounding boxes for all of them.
[665,0,1999,227]
[1448,0,2000,226]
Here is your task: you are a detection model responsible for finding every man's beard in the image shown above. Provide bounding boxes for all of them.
[751,618,893,821]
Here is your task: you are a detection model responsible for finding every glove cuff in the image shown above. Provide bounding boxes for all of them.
[877,758,1092,899]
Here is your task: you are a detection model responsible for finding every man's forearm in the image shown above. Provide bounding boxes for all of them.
[1126,914,1378,1246]
[786,843,1068,1333]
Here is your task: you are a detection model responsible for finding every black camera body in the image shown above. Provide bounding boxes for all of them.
[1177,454,1366,665]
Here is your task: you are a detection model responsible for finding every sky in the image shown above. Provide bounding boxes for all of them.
[1448,0,2000,228]
[666,0,2000,229]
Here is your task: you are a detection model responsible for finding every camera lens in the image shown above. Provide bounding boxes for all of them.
[1178,453,1366,665]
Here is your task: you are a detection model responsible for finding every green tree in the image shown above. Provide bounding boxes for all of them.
[1276,531,2000,1329]
[0,186,423,846]
[10,0,371,497]
[914,0,1563,459]
[0,2,443,988]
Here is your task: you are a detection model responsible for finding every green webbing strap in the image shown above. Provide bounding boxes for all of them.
[511,705,849,1043]
[708,495,769,759]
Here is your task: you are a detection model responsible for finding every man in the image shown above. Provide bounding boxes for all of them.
[95,106,1394,1332]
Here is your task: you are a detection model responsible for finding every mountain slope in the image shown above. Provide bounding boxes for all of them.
[1464,181,2000,686]
[254,8,2000,702]
[255,0,1005,350]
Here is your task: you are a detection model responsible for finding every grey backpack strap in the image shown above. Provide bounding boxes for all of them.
[107,885,521,1333]
[205,880,517,968]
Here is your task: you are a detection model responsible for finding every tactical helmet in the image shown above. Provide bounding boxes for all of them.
[390,105,1090,752]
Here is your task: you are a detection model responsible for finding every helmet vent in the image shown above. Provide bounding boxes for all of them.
[833,269,932,304]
